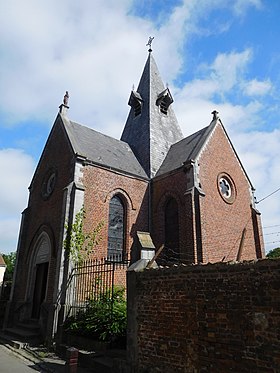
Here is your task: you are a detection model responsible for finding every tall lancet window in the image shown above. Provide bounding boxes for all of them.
[164,197,179,262]
[107,195,125,261]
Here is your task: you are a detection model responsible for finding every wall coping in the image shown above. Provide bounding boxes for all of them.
[130,258,280,276]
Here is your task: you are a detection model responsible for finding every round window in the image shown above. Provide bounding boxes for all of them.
[41,170,57,200]
[217,173,236,204]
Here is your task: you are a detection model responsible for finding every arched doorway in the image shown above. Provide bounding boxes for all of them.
[31,233,50,319]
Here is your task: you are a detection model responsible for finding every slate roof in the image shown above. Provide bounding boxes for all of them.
[156,122,215,177]
[63,118,148,179]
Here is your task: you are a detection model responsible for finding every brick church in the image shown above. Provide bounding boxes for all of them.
[6,48,264,341]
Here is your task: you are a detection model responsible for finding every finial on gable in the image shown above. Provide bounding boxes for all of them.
[146,36,154,53]
[59,91,69,116]
[63,91,69,106]
[211,110,219,120]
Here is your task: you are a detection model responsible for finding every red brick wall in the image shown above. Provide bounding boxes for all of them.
[12,116,75,306]
[152,172,196,263]
[151,122,263,264]
[198,123,264,262]
[127,259,280,373]
[83,166,149,262]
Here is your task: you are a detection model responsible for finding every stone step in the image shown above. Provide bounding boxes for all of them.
[17,322,40,332]
[3,326,42,346]
[0,331,27,349]
[5,327,39,339]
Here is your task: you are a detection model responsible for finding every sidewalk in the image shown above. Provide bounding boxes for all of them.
[0,344,41,373]
[0,335,93,373]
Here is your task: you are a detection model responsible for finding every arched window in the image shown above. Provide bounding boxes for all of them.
[107,195,125,261]
[164,198,179,262]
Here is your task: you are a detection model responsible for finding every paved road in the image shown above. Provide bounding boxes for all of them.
[0,343,41,372]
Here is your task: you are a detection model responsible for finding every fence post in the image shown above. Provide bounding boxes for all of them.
[65,347,79,373]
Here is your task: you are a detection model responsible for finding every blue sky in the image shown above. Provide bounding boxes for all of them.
[1,0,280,254]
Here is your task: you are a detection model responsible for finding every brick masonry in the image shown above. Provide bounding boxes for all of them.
[127,259,280,373]
[197,123,264,262]
[83,165,149,262]
[11,116,75,307]
[151,122,265,265]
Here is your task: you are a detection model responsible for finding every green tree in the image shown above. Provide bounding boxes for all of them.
[64,207,104,264]
[2,252,16,281]
[266,247,280,259]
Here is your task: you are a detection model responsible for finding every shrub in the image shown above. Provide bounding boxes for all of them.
[65,286,126,345]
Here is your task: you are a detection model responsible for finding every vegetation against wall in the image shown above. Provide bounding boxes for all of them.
[65,285,127,344]
[64,207,104,264]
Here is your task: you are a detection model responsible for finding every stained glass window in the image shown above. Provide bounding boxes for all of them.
[164,198,179,261]
[107,195,125,260]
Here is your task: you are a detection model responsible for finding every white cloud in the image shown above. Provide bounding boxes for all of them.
[173,49,265,135]
[0,1,263,132]
[231,129,280,252]
[0,149,34,215]
[0,219,22,254]
[233,0,263,16]
[0,149,35,253]
[210,49,252,92]
[242,79,272,96]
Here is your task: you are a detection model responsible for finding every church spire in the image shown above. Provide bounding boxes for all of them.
[121,50,183,178]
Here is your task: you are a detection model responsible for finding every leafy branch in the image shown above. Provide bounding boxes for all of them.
[64,207,104,264]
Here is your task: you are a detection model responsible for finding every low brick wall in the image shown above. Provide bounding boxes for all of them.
[127,259,280,373]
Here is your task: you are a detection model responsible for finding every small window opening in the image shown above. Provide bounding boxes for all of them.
[134,101,142,116]
[160,101,168,115]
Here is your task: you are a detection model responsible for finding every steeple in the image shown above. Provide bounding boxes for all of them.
[121,52,183,178]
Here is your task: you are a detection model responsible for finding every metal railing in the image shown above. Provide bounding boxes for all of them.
[63,255,128,319]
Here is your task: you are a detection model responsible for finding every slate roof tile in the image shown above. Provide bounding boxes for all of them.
[63,119,148,179]
[156,123,214,176]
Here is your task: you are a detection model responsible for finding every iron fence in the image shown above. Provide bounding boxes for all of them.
[63,255,128,319]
